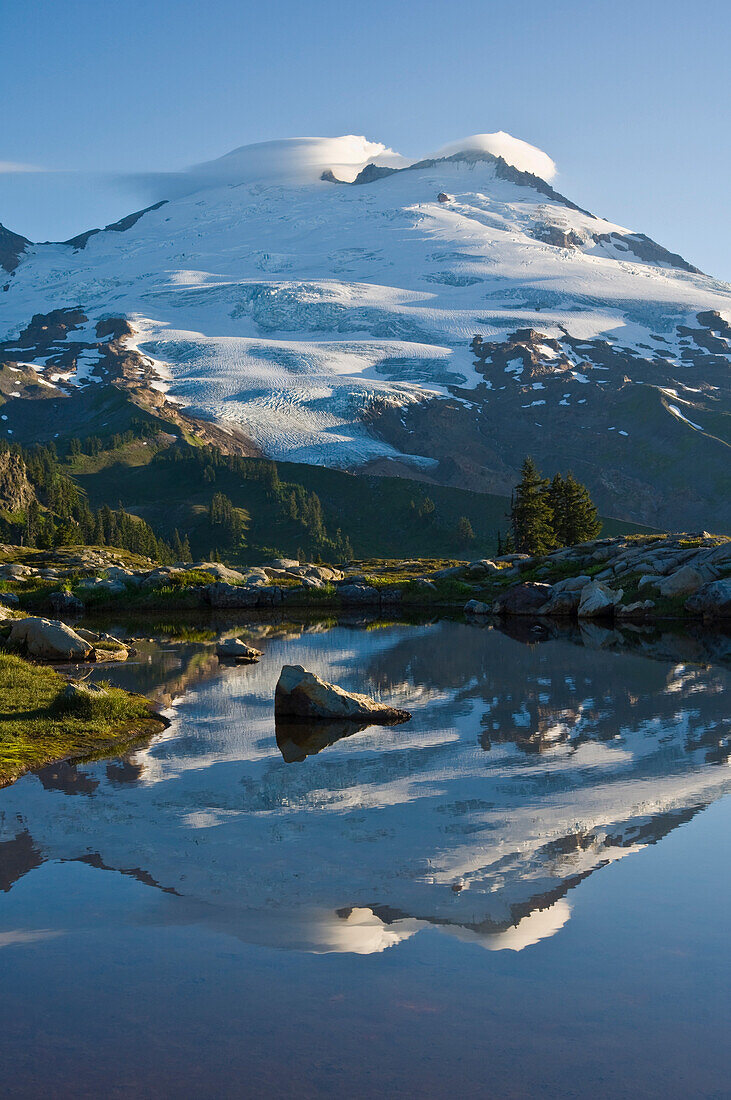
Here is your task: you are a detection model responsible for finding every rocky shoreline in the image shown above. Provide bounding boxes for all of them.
[0,534,729,624]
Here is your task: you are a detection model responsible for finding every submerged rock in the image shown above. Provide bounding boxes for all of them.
[275,664,411,723]
[216,638,262,663]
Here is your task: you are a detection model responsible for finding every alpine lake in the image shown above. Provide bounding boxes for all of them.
[1,610,729,1099]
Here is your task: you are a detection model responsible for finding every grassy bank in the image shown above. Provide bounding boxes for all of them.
[0,653,166,787]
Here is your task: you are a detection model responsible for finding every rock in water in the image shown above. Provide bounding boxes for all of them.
[8,617,93,661]
[216,638,262,663]
[275,664,411,723]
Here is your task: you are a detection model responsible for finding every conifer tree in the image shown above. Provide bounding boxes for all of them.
[510,457,556,555]
[558,473,601,545]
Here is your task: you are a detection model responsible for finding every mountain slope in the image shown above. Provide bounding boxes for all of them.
[1,132,729,530]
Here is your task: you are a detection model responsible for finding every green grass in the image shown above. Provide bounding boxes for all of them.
[0,653,166,787]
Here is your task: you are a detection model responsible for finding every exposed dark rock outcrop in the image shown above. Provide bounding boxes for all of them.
[0,450,34,512]
[64,201,168,251]
[0,223,31,274]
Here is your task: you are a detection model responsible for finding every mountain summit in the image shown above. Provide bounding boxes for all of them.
[1,132,729,529]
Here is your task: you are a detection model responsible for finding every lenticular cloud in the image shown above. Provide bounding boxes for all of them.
[430,132,557,181]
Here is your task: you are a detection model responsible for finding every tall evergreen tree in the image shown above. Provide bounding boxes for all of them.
[510,457,556,555]
[557,473,601,545]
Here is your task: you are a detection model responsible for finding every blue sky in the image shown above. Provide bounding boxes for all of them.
[2,0,729,278]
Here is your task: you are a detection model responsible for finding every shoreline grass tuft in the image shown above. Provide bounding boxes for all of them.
[0,653,166,787]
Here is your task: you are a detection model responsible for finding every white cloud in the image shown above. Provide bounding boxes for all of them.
[0,161,46,174]
[430,131,557,181]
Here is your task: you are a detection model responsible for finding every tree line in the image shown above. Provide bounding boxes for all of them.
[0,441,179,562]
[506,457,601,555]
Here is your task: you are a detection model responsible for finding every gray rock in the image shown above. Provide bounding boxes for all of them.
[616,600,655,618]
[577,582,624,619]
[657,566,706,597]
[193,562,249,583]
[205,582,281,608]
[685,580,731,619]
[337,584,380,604]
[0,591,20,608]
[216,638,261,663]
[638,574,662,590]
[464,598,491,615]
[540,590,581,616]
[60,681,109,707]
[431,565,466,580]
[8,617,93,661]
[48,591,85,616]
[493,583,552,616]
[552,575,591,594]
[77,577,127,596]
[275,664,410,723]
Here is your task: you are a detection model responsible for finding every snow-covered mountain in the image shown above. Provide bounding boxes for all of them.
[1,132,729,528]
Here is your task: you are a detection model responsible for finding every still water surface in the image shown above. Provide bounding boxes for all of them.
[1,618,729,1098]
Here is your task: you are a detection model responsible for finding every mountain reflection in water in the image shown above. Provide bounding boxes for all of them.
[0,619,729,955]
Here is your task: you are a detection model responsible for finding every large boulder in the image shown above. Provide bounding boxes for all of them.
[578,582,624,619]
[275,664,411,723]
[216,638,261,663]
[685,580,731,619]
[493,583,552,616]
[657,566,706,598]
[8,617,92,661]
